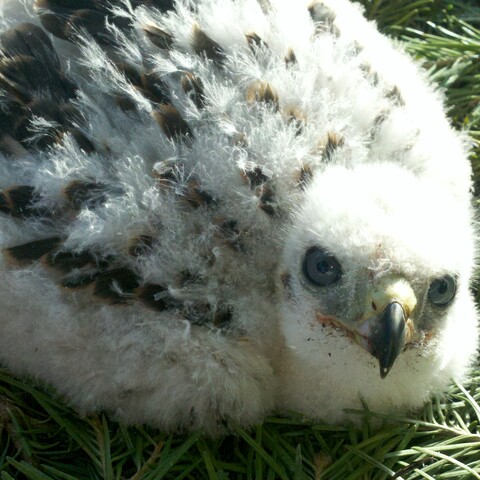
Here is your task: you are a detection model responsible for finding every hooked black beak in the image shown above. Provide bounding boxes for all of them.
[369,302,406,378]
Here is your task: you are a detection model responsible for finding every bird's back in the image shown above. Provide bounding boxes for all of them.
[0,0,476,432]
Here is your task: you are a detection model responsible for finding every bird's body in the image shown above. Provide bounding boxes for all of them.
[0,0,477,433]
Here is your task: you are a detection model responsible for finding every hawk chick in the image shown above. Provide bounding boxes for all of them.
[0,0,477,433]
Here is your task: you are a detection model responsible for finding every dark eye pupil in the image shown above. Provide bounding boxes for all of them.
[437,281,448,295]
[303,247,342,287]
[317,261,331,274]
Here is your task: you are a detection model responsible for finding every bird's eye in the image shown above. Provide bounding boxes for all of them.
[302,246,342,286]
[428,275,457,307]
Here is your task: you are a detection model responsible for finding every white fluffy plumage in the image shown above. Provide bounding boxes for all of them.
[0,0,477,433]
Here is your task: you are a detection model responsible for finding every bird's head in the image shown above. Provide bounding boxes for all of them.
[279,163,476,379]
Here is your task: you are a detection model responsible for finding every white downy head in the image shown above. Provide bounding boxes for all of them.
[277,163,478,420]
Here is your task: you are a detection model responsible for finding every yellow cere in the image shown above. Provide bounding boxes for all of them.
[369,276,417,318]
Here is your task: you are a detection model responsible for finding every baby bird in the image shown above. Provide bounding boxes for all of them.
[0,0,477,433]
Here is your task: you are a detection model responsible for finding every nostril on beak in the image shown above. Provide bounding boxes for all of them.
[372,301,377,311]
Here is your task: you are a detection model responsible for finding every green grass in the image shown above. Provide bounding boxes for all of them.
[1,368,479,479]
[1,1,480,478]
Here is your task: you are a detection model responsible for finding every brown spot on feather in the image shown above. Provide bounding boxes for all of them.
[35,8,69,41]
[34,1,136,46]
[182,179,217,208]
[64,180,110,210]
[285,48,297,66]
[3,237,62,265]
[140,71,170,104]
[246,80,279,110]
[245,32,269,52]
[44,250,97,272]
[115,62,143,87]
[308,1,336,23]
[324,132,344,160]
[0,22,61,71]
[0,56,41,103]
[64,9,111,43]
[154,165,178,187]
[258,183,277,217]
[176,270,203,287]
[192,25,225,64]
[214,218,243,252]
[21,98,64,128]
[313,132,344,161]
[114,94,137,112]
[297,164,313,189]
[183,303,234,328]
[143,24,174,50]
[285,107,306,135]
[308,1,339,36]
[359,63,379,86]
[152,104,193,141]
[0,53,76,104]
[242,166,269,188]
[373,111,388,129]
[212,306,233,329]
[0,92,25,136]
[0,192,8,213]
[115,63,170,104]
[68,128,96,153]
[0,185,43,218]
[241,166,278,216]
[136,283,182,311]
[93,268,140,305]
[181,73,206,109]
[386,85,405,106]
[0,134,29,157]
[128,235,156,257]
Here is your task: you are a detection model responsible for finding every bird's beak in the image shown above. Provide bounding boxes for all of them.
[369,301,407,378]
[355,276,416,378]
